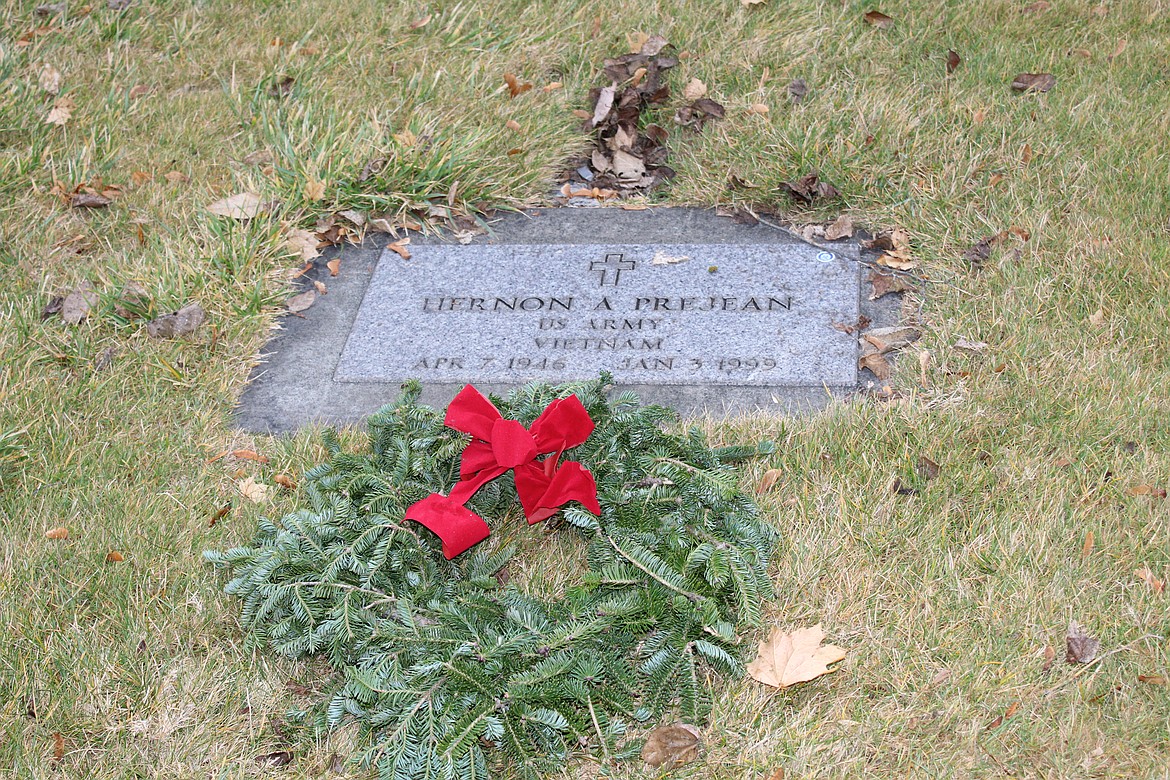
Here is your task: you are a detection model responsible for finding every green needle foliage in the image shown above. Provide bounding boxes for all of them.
[206,376,777,780]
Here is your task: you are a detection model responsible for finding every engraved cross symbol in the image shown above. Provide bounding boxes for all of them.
[590,253,635,287]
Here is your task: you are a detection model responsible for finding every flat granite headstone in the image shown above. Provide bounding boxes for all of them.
[237,208,891,432]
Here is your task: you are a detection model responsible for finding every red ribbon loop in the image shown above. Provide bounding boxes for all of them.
[404,386,600,559]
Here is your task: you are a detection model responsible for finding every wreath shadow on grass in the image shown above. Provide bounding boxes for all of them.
[206,375,777,780]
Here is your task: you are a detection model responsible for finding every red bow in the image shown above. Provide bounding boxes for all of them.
[405,386,601,559]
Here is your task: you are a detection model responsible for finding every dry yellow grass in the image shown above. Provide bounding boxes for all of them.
[2,0,1168,777]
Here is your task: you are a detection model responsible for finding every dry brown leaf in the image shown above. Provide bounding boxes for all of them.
[105,550,124,562]
[1138,674,1167,685]
[387,240,411,260]
[238,477,269,504]
[163,170,188,184]
[1108,38,1127,62]
[313,280,327,295]
[641,722,701,769]
[868,270,913,300]
[1066,620,1100,664]
[1134,567,1165,595]
[1011,73,1056,93]
[953,338,989,354]
[1042,644,1056,671]
[505,119,522,133]
[408,14,431,29]
[682,78,707,101]
[543,81,563,92]
[305,178,326,201]
[242,149,273,166]
[146,302,205,338]
[864,10,894,28]
[946,49,961,74]
[61,287,99,325]
[52,732,65,762]
[824,215,854,241]
[274,473,297,489]
[284,227,320,262]
[747,624,847,688]
[128,83,151,99]
[208,504,231,527]
[747,102,769,115]
[1021,143,1033,164]
[858,348,891,380]
[1088,308,1106,327]
[70,192,112,209]
[207,192,263,220]
[1081,530,1094,557]
[757,468,783,494]
[231,449,268,463]
[287,290,316,313]
[863,325,921,354]
[46,95,73,125]
[45,527,69,540]
[787,78,808,102]
[916,456,940,482]
[1023,0,1051,12]
[39,63,62,94]
[326,257,341,276]
[590,85,616,127]
[1126,484,1167,498]
[504,73,533,97]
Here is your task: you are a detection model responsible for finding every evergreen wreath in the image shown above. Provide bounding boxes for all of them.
[207,376,778,780]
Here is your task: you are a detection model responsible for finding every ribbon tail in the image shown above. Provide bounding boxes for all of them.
[404,494,491,559]
[448,466,508,504]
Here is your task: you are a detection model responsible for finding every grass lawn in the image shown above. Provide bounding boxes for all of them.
[2,0,1168,777]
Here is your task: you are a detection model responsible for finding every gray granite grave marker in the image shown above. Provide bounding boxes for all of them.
[236,208,888,432]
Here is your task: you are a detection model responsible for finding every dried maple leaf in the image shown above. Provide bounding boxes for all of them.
[858,347,891,380]
[46,95,73,125]
[238,477,269,504]
[1011,73,1056,93]
[284,227,320,262]
[824,215,854,241]
[863,10,894,28]
[780,172,839,204]
[747,624,847,688]
[207,192,263,220]
[1066,620,1100,664]
[304,178,326,201]
[1134,567,1165,594]
[641,722,700,769]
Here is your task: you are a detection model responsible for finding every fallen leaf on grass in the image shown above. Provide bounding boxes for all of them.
[304,178,326,201]
[1088,308,1106,327]
[953,338,989,354]
[504,72,533,97]
[682,78,707,101]
[46,96,73,125]
[1022,1,1051,12]
[1082,530,1094,558]
[274,474,296,489]
[267,75,295,98]
[52,732,65,762]
[286,290,316,313]
[946,50,961,74]
[105,550,124,562]
[780,172,839,204]
[45,527,69,540]
[747,624,847,688]
[1134,567,1165,595]
[641,722,700,769]
[207,192,264,220]
[70,193,112,209]
[1066,620,1100,664]
[238,477,269,504]
[1138,674,1167,685]
[868,270,913,300]
[505,118,522,133]
[858,348,891,380]
[255,750,293,767]
[984,701,1020,731]
[146,302,205,339]
[208,504,231,527]
[1011,73,1056,93]
[114,282,151,319]
[787,78,808,102]
[1126,484,1167,498]
[61,287,99,325]
[39,63,62,94]
[674,98,725,131]
[1042,644,1056,671]
[231,449,268,463]
[863,10,894,28]
[590,85,616,128]
[757,468,783,494]
[916,456,940,482]
[747,102,769,115]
